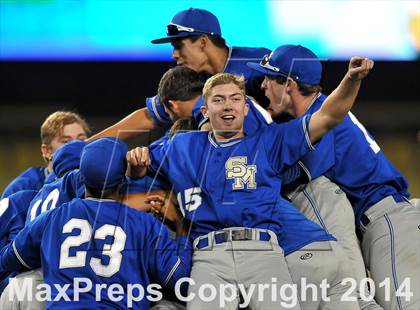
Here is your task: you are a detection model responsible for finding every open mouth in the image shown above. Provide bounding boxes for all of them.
[221,115,235,125]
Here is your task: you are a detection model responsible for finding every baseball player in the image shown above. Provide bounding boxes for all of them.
[248,45,419,310]
[0,138,192,309]
[25,140,87,224]
[0,140,88,310]
[88,7,270,141]
[2,111,90,199]
[127,61,373,308]
[0,190,38,295]
[247,45,382,310]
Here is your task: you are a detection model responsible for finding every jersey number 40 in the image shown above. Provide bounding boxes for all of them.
[59,218,127,278]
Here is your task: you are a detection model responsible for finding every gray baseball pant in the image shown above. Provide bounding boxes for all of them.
[360,195,420,310]
[288,176,382,310]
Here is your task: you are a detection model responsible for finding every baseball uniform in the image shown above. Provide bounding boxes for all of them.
[148,115,358,309]
[0,190,38,294]
[146,46,270,127]
[0,138,193,309]
[246,45,387,309]
[0,198,192,309]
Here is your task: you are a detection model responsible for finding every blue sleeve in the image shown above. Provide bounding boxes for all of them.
[148,136,173,178]
[7,210,27,242]
[145,95,172,127]
[0,210,51,272]
[0,197,16,246]
[2,178,32,199]
[1,168,45,199]
[146,217,192,289]
[264,115,315,174]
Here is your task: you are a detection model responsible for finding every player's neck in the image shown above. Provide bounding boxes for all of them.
[85,188,121,201]
[213,129,244,143]
[207,46,229,75]
[295,92,320,117]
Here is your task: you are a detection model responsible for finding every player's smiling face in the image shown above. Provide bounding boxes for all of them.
[171,37,208,73]
[201,82,249,141]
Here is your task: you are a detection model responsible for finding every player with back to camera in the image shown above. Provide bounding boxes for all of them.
[127,56,373,309]
[248,45,420,310]
[0,138,192,309]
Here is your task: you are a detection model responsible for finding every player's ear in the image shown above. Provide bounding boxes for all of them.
[199,35,208,49]
[244,101,250,116]
[200,105,208,118]
[286,78,295,93]
[168,100,180,114]
[41,143,52,163]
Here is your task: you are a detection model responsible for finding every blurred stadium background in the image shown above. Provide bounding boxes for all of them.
[0,0,419,196]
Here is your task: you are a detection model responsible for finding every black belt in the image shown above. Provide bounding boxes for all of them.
[360,194,407,227]
[195,228,271,249]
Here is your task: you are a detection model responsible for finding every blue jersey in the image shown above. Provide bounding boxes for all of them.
[305,96,409,224]
[146,46,271,126]
[0,190,38,293]
[149,116,334,255]
[26,170,84,224]
[2,167,47,199]
[43,170,57,184]
[0,198,192,309]
[291,94,336,180]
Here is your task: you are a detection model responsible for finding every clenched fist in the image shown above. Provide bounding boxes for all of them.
[126,146,150,178]
[347,57,374,81]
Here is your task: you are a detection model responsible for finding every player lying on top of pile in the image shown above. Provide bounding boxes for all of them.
[126,56,373,309]
[87,8,271,142]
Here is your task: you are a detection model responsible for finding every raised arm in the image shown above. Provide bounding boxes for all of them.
[309,57,374,143]
[87,108,156,142]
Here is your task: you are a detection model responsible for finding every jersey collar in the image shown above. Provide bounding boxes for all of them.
[222,46,233,72]
[208,131,243,148]
[305,92,322,113]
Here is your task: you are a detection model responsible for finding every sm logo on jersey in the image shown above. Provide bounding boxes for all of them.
[225,157,257,190]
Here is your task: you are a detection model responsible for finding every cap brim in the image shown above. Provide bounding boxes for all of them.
[151,32,198,44]
[246,62,288,78]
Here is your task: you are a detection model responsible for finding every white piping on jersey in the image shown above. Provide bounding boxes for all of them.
[297,161,312,182]
[207,132,242,148]
[302,115,315,151]
[13,241,31,269]
[305,93,322,112]
[163,257,181,286]
[85,197,118,203]
[222,47,233,72]
[198,117,209,129]
[151,96,166,123]
[248,97,273,124]
[0,198,10,217]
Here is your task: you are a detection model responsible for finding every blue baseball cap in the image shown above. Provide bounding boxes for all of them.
[80,138,128,190]
[151,8,222,44]
[247,45,322,85]
[52,140,87,178]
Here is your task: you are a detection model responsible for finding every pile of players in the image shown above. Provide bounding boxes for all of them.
[1,7,419,310]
